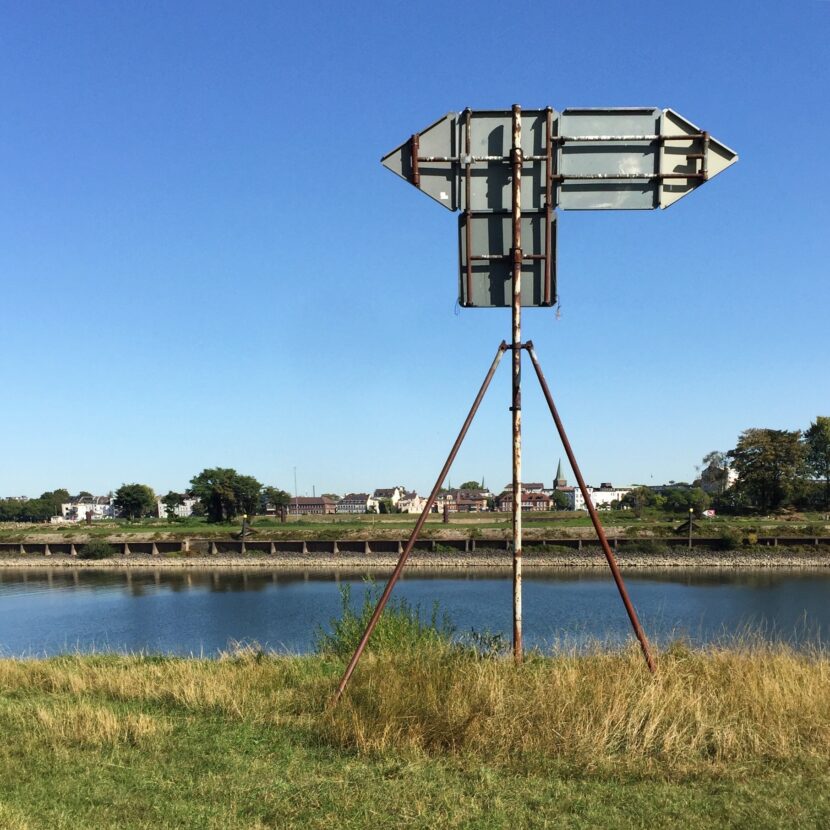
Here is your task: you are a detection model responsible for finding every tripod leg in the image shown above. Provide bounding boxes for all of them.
[332,341,509,704]
[525,342,657,673]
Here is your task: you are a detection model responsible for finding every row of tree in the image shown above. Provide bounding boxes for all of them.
[188,468,290,523]
[0,489,72,523]
[701,416,830,513]
[0,471,294,524]
[5,418,827,523]
[116,470,294,523]
[617,485,712,518]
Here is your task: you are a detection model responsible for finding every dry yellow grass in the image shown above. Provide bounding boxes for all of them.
[2,643,829,774]
[0,649,324,728]
[323,642,830,769]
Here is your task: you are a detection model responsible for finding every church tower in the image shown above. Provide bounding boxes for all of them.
[554,459,568,490]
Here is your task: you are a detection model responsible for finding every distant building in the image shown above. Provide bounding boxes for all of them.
[552,459,568,491]
[336,493,371,514]
[370,487,406,512]
[60,496,115,522]
[497,491,551,511]
[156,497,199,519]
[453,488,490,512]
[432,490,454,513]
[289,497,336,516]
[397,491,428,514]
[568,483,630,511]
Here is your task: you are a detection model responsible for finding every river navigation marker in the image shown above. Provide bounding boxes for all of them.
[334,105,737,703]
[382,107,736,307]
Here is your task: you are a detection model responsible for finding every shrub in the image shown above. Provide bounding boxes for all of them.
[77,541,117,560]
[623,539,663,555]
[715,527,744,551]
[315,581,454,659]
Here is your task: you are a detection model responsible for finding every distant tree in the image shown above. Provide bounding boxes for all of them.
[378,498,394,514]
[189,468,262,522]
[161,491,184,520]
[620,486,662,518]
[114,483,156,520]
[550,491,570,510]
[728,429,804,513]
[700,451,730,496]
[77,491,93,499]
[661,487,711,517]
[235,475,263,517]
[0,500,18,521]
[261,486,291,514]
[459,480,482,490]
[36,489,70,516]
[15,498,53,523]
[321,493,341,502]
[804,417,830,509]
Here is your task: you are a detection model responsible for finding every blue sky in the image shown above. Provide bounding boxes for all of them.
[1,1,828,498]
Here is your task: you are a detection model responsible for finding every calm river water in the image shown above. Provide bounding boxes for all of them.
[1,568,829,657]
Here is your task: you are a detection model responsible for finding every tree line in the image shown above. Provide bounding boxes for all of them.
[709,416,830,513]
[3,418,827,523]
[616,416,829,517]
[0,470,293,524]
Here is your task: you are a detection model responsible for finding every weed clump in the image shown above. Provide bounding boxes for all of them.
[77,541,117,560]
[315,582,454,659]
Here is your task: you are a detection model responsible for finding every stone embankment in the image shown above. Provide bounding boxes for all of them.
[1,544,829,570]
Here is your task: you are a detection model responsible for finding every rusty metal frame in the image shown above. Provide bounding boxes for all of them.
[463,108,473,306]
[332,341,509,704]
[544,106,554,305]
[330,336,657,704]
[410,133,420,188]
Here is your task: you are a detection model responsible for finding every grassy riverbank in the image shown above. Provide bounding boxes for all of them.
[2,642,829,828]
[2,510,828,544]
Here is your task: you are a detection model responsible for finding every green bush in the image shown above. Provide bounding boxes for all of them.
[315,581,454,659]
[623,539,664,555]
[77,541,118,560]
[715,527,744,551]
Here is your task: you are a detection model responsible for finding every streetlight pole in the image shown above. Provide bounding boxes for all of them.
[688,507,694,550]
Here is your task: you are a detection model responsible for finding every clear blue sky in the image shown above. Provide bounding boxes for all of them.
[2,1,828,498]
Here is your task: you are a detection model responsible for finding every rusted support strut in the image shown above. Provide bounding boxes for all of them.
[332,341,509,704]
[525,341,657,673]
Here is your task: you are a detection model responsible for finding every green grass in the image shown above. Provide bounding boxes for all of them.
[1,643,829,828]
[2,510,828,544]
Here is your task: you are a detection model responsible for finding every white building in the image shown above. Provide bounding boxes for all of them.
[336,493,371,514]
[370,487,405,512]
[567,483,631,511]
[60,496,115,522]
[156,497,199,519]
[397,491,427,514]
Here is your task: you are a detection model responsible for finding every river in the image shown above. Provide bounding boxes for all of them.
[1,568,828,657]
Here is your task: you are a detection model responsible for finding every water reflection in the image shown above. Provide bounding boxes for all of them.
[0,567,828,657]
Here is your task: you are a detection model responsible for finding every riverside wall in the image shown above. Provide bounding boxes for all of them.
[0,536,829,569]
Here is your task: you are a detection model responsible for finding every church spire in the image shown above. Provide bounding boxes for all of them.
[554,459,567,489]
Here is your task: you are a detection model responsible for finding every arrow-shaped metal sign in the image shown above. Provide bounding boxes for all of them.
[381,106,737,212]
[382,106,737,308]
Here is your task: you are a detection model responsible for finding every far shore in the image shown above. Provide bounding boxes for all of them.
[2,547,829,570]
